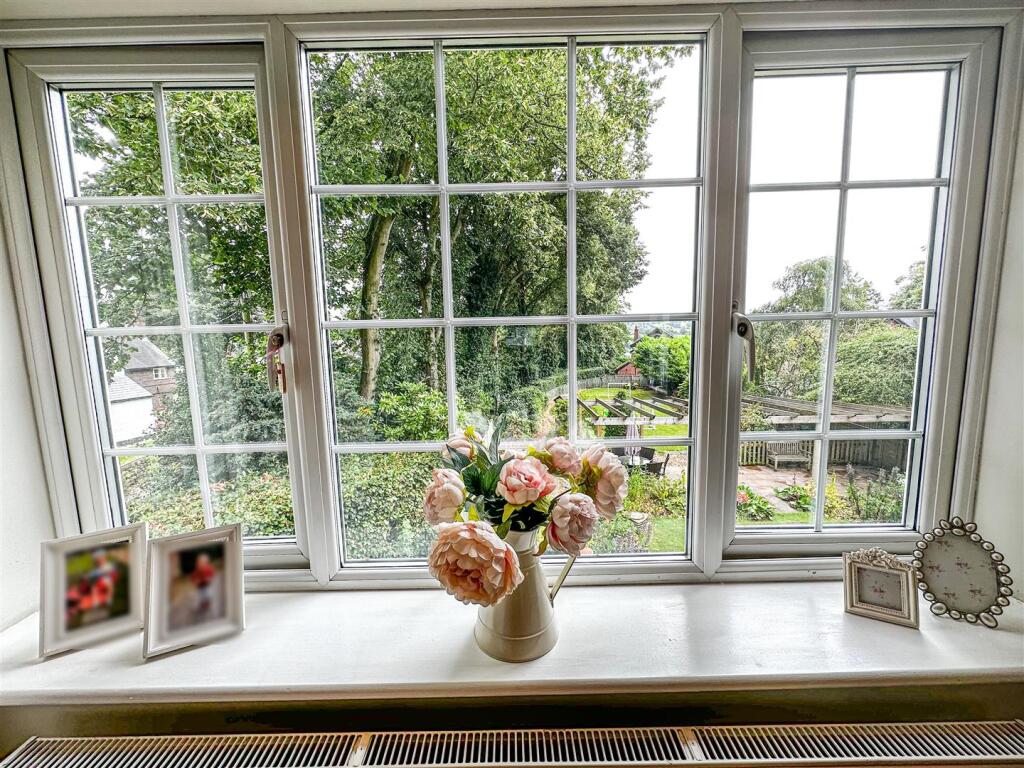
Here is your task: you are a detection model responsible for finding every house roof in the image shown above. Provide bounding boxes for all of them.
[126,338,174,370]
[108,372,152,403]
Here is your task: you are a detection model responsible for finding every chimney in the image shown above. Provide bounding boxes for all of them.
[633,325,640,342]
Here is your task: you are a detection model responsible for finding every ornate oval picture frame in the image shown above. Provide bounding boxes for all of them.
[913,516,1014,628]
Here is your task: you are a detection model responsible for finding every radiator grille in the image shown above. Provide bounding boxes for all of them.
[4,721,1024,767]
[359,728,689,766]
[693,721,1024,763]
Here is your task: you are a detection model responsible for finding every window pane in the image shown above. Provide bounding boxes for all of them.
[80,206,177,328]
[99,335,191,447]
[445,46,567,183]
[455,324,566,440]
[576,322,692,441]
[65,91,163,197]
[743,320,827,433]
[842,187,935,311]
[194,333,285,444]
[576,43,700,180]
[209,452,294,538]
[179,204,274,325]
[750,74,846,184]
[588,447,688,555]
[823,439,912,525]
[118,454,203,537]
[320,196,442,322]
[831,318,922,431]
[329,328,447,443]
[451,193,566,317]
[308,50,437,185]
[746,191,839,313]
[165,88,262,195]
[849,71,947,181]
[339,451,437,560]
[737,440,817,527]
[577,187,696,315]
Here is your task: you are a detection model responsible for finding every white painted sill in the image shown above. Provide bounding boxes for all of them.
[1,581,1021,706]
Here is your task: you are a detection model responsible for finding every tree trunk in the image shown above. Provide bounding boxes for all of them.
[358,153,412,400]
[421,199,440,390]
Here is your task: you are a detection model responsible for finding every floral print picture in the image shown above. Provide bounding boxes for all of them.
[919,533,1000,614]
[853,564,904,612]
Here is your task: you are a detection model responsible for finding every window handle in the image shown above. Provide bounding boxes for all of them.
[733,311,756,383]
[264,324,288,394]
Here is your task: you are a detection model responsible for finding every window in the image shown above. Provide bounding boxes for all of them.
[736,66,949,532]
[305,39,704,562]
[41,68,299,542]
[4,13,1009,585]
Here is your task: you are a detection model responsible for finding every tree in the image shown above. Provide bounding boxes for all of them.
[890,260,926,310]
[633,334,691,396]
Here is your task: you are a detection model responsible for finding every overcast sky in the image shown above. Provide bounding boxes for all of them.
[624,54,947,314]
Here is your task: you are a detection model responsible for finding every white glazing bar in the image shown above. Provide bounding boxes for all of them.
[311,183,440,196]
[749,309,935,323]
[576,312,700,324]
[749,178,948,194]
[153,82,215,530]
[331,436,696,455]
[813,67,857,534]
[104,443,288,457]
[575,177,703,190]
[566,36,578,443]
[85,323,276,336]
[434,40,458,438]
[66,193,264,207]
[739,429,923,443]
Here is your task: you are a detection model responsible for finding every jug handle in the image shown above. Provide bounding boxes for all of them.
[548,555,576,603]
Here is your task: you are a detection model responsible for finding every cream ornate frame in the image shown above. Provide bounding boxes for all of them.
[843,547,919,629]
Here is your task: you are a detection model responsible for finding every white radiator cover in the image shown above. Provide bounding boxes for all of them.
[3,721,1024,767]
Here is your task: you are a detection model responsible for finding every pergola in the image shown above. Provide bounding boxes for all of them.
[572,392,910,428]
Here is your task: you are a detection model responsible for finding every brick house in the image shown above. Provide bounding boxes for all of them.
[125,338,177,409]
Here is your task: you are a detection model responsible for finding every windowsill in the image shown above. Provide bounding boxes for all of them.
[1,581,1021,706]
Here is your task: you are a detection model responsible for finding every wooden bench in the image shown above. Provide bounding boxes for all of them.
[765,441,813,470]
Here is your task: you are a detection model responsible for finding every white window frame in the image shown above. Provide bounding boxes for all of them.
[0,3,1020,590]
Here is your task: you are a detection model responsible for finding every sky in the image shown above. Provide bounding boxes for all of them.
[623,60,947,314]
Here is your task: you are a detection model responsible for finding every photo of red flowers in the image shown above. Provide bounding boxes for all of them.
[63,541,131,633]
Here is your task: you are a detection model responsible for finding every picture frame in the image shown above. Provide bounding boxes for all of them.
[144,523,245,659]
[39,522,147,658]
[913,516,1013,628]
[843,547,919,629]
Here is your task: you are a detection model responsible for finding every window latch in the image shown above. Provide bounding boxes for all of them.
[733,311,756,383]
[264,324,288,394]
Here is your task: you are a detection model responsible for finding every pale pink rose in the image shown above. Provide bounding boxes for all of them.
[547,493,599,556]
[442,435,475,461]
[544,437,582,476]
[423,468,466,525]
[428,521,524,606]
[581,444,628,519]
[497,456,557,506]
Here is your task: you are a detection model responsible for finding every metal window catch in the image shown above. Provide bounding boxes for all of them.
[264,324,288,394]
[733,311,756,383]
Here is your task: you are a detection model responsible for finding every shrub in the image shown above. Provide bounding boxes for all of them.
[626,471,687,518]
[736,484,774,521]
[844,465,906,523]
[775,483,813,514]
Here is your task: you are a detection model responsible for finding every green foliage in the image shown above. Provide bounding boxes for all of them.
[891,260,926,310]
[340,452,438,560]
[736,484,775,522]
[833,321,918,409]
[632,334,691,395]
[211,470,295,538]
[370,382,447,441]
[842,466,906,523]
[775,483,813,514]
[625,471,687,518]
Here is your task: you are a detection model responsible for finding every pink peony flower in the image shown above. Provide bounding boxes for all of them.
[442,434,475,462]
[547,493,599,556]
[428,521,524,606]
[497,456,557,506]
[581,444,628,519]
[543,436,582,476]
[423,468,466,525]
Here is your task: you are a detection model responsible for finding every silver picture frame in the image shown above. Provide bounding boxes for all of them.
[913,516,1013,628]
[143,523,245,659]
[39,523,147,658]
[843,547,919,629]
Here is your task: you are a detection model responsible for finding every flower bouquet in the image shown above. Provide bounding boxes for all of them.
[421,417,629,660]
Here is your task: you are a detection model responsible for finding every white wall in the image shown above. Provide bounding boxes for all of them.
[974,99,1024,600]
[0,231,54,630]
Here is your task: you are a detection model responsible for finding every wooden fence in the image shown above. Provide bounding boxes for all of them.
[739,439,907,469]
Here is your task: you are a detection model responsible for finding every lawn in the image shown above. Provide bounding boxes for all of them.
[735,509,811,526]
[578,386,689,446]
[649,516,686,553]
